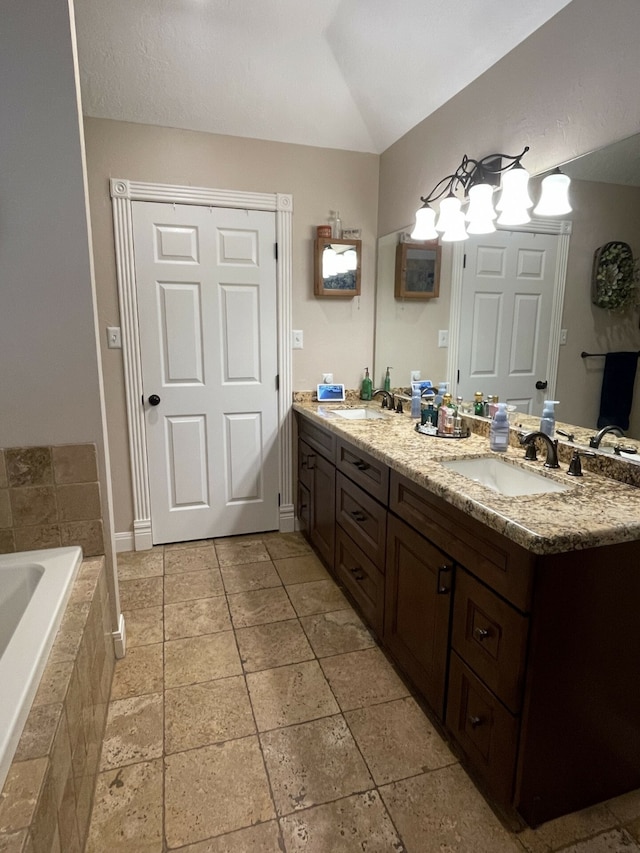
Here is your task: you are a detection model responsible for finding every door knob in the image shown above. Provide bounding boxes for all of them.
[148,394,161,406]
[535,380,548,390]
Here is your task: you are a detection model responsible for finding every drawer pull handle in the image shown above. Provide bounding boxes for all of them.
[468,715,483,729]
[352,460,370,471]
[437,564,453,595]
[474,627,491,641]
[350,567,365,581]
[350,510,367,522]
[301,454,316,470]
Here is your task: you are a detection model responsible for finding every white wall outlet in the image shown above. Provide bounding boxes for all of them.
[322,373,333,383]
[560,328,568,345]
[106,326,122,349]
[410,370,421,382]
[438,330,449,348]
[292,329,304,349]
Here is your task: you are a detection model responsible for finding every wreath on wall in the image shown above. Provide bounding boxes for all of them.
[591,241,639,312]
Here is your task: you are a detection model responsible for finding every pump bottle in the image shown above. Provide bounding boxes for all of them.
[360,368,372,401]
[540,401,559,437]
[383,367,392,393]
[490,403,510,452]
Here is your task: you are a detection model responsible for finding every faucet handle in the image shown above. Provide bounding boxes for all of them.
[519,433,538,460]
[556,428,574,442]
[567,449,596,477]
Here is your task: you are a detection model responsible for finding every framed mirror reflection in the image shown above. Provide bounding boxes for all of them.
[314,237,362,297]
[394,239,441,299]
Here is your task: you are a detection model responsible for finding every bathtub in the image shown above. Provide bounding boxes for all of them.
[0,546,83,791]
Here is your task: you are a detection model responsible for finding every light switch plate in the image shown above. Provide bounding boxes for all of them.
[410,370,421,382]
[292,330,304,349]
[438,330,449,348]
[560,329,568,345]
[106,326,122,349]
[322,373,333,384]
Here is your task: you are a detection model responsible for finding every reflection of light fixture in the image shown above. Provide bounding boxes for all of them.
[411,146,571,242]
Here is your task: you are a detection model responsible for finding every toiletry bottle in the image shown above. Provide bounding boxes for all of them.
[383,367,392,393]
[434,382,447,406]
[332,210,342,239]
[490,402,510,452]
[423,402,438,432]
[540,400,559,437]
[411,382,421,418]
[474,392,484,416]
[454,411,463,437]
[360,367,372,401]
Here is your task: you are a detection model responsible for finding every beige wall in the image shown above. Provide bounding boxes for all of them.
[377,0,640,431]
[84,118,379,533]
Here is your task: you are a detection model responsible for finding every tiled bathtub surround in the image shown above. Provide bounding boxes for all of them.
[0,556,114,852]
[0,445,104,556]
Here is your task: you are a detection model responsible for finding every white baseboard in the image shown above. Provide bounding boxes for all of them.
[114,532,134,553]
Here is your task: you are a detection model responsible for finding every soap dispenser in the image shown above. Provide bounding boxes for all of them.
[360,368,372,401]
[540,400,559,437]
[490,403,510,452]
[383,367,392,393]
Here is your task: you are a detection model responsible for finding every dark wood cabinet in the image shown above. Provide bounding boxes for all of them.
[334,525,384,635]
[298,435,335,571]
[384,514,453,719]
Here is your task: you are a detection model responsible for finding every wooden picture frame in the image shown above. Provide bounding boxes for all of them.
[394,239,441,299]
[314,238,362,297]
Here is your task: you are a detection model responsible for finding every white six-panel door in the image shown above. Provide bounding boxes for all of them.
[132,202,279,544]
[457,230,559,414]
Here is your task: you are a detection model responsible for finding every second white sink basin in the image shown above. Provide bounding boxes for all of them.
[442,456,570,497]
[334,408,386,420]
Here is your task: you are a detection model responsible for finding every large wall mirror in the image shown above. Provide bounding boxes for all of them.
[374,132,640,437]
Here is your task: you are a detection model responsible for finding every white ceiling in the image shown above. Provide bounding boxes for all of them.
[74,0,572,155]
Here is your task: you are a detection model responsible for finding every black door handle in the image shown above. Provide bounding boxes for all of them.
[148,394,161,406]
[535,380,548,390]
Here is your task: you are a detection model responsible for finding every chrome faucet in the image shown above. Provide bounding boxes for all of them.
[589,424,624,448]
[519,431,560,468]
[372,389,394,410]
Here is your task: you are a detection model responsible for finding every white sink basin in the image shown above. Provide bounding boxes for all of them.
[334,408,386,420]
[441,456,570,497]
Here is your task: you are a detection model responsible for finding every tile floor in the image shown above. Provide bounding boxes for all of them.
[86,532,640,852]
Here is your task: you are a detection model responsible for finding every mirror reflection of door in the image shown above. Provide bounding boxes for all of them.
[457,230,560,414]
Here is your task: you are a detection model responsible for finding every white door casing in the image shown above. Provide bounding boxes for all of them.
[448,219,571,410]
[133,203,279,544]
[110,179,294,550]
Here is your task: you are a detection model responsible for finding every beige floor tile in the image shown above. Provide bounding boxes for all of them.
[214,538,271,566]
[220,560,282,593]
[235,619,314,673]
[380,764,522,853]
[320,648,409,711]
[164,631,241,688]
[606,789,640,824]
[100,693,163,770]
[164,569,224,603]
[261,715,373,816]
[227,587,296,628]
[86,759,163,853]
[263,532,312,560]
[286,579,348,617]
[164,736,275,848]
[123,606,163,647]
[247,659,339,731]
[300,608,375,657]
[519,802,620,853]
[164,597,231,641]
[118,576,163,610]
[110,643,163,700]
[164,545,218,574]
[164,538,213,551]
[164,675,255,753]
[175,821,282,852]
[116,548,164,580]
[559,830,640,852]
[345,696,456,785]
[279,790,404,852]
[273,553,330,586]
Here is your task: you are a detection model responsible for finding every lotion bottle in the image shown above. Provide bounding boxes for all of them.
[540,400,559,437]
[490,403,510,452]
[411,383,421,418]
[360,367,372,401]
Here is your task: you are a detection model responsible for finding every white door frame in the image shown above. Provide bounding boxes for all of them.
[447,217,572,400]
[110,178,294,550]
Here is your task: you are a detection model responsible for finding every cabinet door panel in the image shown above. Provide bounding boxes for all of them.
[310,451,335,571]
[384,514,452,718]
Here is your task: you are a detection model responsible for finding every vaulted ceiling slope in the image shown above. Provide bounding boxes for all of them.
[74,0,571,154]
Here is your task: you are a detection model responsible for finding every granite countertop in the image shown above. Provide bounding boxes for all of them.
[293,400,640,556]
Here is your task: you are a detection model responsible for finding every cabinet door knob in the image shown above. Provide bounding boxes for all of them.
[474,627,491,641]
[350,567,365,581]
[468,715,483,729]
[352,460,369,471]
[350,510,367,522]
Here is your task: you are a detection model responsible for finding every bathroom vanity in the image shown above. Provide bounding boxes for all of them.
[294,402,640,828]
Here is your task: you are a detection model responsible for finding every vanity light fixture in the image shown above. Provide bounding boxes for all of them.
[411,146,571,242]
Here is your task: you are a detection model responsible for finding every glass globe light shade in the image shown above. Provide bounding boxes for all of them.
[411,205,438,240]
[343,250,357,271]
[466,217,496,235]
[441,209,469,242]
[497,206,531,226]
[533,169,572,216]
[436,195,462,233]
[466,183,496,223]
[496,165,533,212]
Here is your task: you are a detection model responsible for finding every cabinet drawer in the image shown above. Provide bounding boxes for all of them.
[298,415,336,463]
[390,471,534,612]
[337,438,389,503]
[335,526,383,635]
[446,651,519,806]
[336,472,387,571]
[452,570,529,714]
[298,439,314,489]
